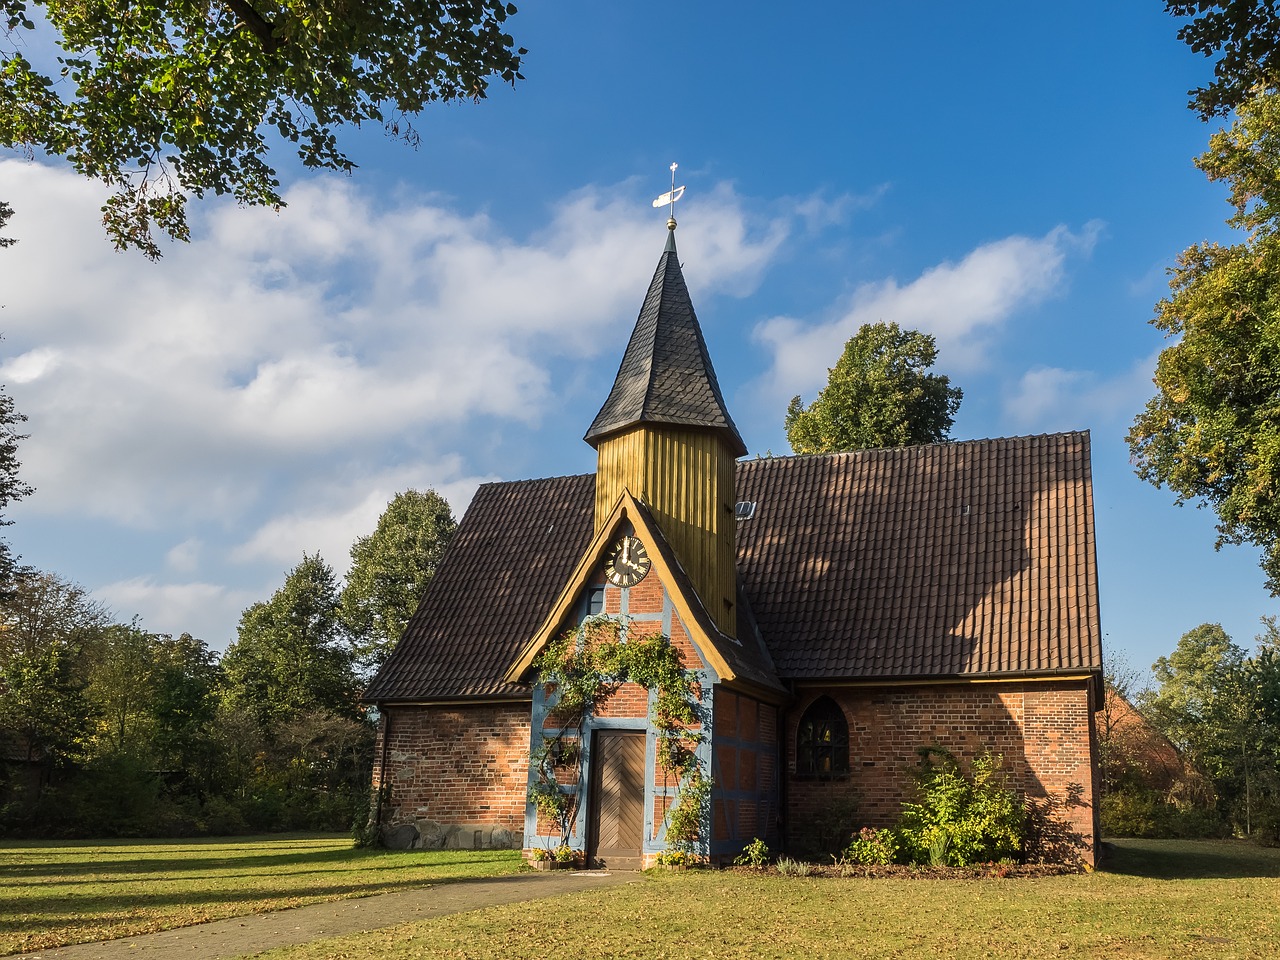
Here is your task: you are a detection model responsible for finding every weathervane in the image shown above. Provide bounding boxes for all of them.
[651,162,685,230]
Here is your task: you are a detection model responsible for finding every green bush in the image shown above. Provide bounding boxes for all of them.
[895,749,1025,866]
[733,837,771,867]
[846,826,900,865]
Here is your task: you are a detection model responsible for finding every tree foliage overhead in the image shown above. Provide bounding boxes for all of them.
[1166,1,1280,118]
[0,1,525,258]
[341,488,455,672]
[1127,93,1280,592]
[785,321,962,455]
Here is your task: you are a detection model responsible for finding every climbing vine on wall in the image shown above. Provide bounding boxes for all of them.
[528,615,708,850]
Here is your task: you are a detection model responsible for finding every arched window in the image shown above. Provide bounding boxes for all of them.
[796,696,849,778]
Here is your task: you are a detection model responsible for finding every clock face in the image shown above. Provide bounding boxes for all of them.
[605,535,651,587]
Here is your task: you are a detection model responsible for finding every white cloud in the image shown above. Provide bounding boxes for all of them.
[0,160,788,530]
[1002,352,1159,434]
[753,223,1102,403]
[165,538,203,573]
[0,348,61,384]
[93,577,257,647]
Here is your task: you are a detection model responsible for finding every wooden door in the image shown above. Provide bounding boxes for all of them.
[587,730,646,869]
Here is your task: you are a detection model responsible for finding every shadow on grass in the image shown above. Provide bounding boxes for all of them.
[1102,838,1280,879]
[0,841,518,883]
[0,869,543,935]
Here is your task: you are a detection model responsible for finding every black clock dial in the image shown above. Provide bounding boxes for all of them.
[605,535,651,587]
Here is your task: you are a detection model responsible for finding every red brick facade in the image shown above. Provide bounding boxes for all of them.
[373,702,531,849]
[786,681,1100,864]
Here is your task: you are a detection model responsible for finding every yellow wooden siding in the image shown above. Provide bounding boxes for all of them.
[594,427,737,635]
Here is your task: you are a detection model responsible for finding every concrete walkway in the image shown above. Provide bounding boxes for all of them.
[28,871,640,960]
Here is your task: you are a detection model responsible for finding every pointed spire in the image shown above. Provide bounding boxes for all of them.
[584,230,747,457]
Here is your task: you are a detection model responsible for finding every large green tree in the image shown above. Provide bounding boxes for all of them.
[1140,622,1280,837]
[1127,93,1280,592]
[785,321,962,454]
[341,488,456,671]
[0,570,107,791]
[1,1,525,257]
[221,553,357,727]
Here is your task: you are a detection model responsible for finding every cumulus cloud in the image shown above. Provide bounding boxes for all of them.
[1002,352,1159,434]
[93,577,259,647]
[753,223,1102,403]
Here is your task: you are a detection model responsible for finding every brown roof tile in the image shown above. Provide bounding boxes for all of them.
[362,474,596,701]
[735,432,1102,680]
[365,432,1102,702]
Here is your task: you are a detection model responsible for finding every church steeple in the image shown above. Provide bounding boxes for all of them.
[589,217,743,637]
[584,225,747,457]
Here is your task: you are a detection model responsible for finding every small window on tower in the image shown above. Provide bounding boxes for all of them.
[735,501,757,520]
[587,586,605,616]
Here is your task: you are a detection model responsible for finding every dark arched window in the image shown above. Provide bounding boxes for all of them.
[796,696,849,778]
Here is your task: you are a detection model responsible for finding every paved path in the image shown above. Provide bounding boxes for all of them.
[28,871,639,960]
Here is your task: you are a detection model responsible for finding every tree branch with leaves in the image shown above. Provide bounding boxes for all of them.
[1,1,526,258]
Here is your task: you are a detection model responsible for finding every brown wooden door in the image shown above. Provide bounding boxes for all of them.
[587,730,646,869]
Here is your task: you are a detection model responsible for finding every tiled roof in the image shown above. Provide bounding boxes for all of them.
[365,432,1102,702]
[362,474,596,702]
[584,230,747,457]
[735,432,1102,679]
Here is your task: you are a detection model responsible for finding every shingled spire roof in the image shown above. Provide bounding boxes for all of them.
[584,228,748,457]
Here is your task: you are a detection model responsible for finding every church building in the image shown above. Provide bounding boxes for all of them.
[363,215,1104,867]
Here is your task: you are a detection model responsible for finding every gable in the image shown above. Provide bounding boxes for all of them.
[503,490,783,698]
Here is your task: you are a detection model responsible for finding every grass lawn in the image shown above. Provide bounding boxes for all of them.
[0,834,524,955]
[256,839,1280,960]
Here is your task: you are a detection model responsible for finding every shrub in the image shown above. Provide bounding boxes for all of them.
[895,749,1025,866]
[733,837,771,867]
[846,826,900,865]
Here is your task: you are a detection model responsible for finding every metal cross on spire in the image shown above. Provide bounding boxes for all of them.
[651,162,686,230]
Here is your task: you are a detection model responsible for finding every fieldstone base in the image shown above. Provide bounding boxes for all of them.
[380,818,522,851]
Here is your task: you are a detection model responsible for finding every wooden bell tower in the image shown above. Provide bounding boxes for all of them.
[585,220,746,636]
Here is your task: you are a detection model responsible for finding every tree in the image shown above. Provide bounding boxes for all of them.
[0,383,33,591]
[0,570,106,792]
[341,488,456,671]
[1127,94,1280,593]
[785,321,962,454]
[1,1,525,258]
[221,553,357,727]
[150,632,221,778]
[0,199,14,247]
[1139,623,1275,835]
[1166,1,1280,118]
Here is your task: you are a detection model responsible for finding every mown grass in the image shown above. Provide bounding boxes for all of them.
[259,840,1280,960]
[0,834,524,955]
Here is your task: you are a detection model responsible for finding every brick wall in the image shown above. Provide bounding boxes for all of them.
[374,702,531,850]
[785,681,1099,864]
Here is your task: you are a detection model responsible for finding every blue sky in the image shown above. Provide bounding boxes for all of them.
[0,1,1274,677]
